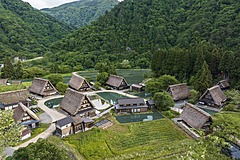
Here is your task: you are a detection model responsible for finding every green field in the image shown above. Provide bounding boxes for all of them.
[62,118,193,160]
[0,84,26,93]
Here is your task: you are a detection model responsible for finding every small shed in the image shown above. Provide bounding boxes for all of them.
[130,83,145,92]
[0,79,8,85]
[146,99,155,109]
[217,79,230,90]
[11,80,22,85]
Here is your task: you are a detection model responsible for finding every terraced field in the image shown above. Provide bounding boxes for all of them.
[63,118,193,160]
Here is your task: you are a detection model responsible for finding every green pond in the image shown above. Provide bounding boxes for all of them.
[44,97,63,108]
[97,92,129,104]
[115,111,164,123]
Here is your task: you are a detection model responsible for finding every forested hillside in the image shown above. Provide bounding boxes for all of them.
[50,0,239,86]
[0,0,73,61]
[41,0,119,28]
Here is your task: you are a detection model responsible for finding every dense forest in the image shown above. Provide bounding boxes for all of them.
[0,0,73,61]
[41,0,119,28]
[47,0,239,86]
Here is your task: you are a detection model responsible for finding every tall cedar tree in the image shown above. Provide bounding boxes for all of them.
[1,58,14,78]
[194,61,213,93]
[15,60,23,79]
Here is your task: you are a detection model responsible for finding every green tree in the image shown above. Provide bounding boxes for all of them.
[14,61,23,79]
[56,82,68,94]
[93,82,101,90]
[50,64,60,73]
[158,75,179,91]
[1,58,14,78]
[0,110,21,155]
[47,74,64,86]
[145,79,162,95]
[194,61,213,93]
[153,92,174,111]
[8,139,70,160]
[96,72,109,85]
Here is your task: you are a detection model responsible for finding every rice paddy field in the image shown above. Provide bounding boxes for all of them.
[62,118,193,160]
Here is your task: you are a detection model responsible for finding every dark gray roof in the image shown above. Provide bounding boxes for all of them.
[147,99,155,105]
[56,116,74,127]
[117,98,145,105]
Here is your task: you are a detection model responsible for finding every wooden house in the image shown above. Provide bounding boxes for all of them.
[199,85,227,108]
[146,99,155,109]
[217,79,230,90]
[55,116,74,138]
[105,75,128,90]
[29,78,58,97]
[130,83,145,92]
[0,89,30,110]
[55,115,94,138]
[115,98,148,113]
[167,83,190,101]
[68,73,91,91]
[60,88,96,117]
[21,128,31,140]
[0,79,8,85]
[13,102,40,128]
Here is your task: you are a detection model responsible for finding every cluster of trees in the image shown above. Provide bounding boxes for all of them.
[0,0,73,61]
[42,0,119,28]
[151,42,240,92]
[7,139,70,160]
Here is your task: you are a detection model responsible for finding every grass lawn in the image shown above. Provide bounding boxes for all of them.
[62,118,193,160]
[0,84,25,93]
[22,81,32,88]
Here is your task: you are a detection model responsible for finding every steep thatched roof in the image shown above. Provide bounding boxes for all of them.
[180,103,212,129]
[0,89,29,105]
[68,73,90,90]
[200,85,227,106]
[217,79,230,89]
[29,78,57,96]
[105,75,128,88]
[0,79,8,85]
[167,83,190,101]
[13,102,39,123]
[60,88,94,116]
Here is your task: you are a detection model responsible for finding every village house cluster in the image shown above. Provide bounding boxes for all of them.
[0,71,229,140]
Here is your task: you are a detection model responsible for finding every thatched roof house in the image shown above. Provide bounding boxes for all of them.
[60,88,95,117]
[199,85,227,108]
[13,102,40,128]
[167,83,190,101]
[105,75,128,90]
[29,78,58,97]
[217,79,230,90]
[0,89,30,110]
[68,73,90,91]
[180,103,212,130]
[0,79,8,85]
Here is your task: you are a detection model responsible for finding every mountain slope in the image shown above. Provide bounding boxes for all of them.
[41,0,119,28]
[0,0,74,60]
[51,0,239,60]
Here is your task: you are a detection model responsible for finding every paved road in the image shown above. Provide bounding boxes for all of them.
[37,95,66,123]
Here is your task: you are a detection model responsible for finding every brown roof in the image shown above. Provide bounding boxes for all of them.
[217,79,230,89]
[0,89,29,105]
[105,75,128,88]
[0,79,8,85]
[11,80,22,85]
[72,115,83,125]
[167,83,190,101]
[200,85,227,106]
[180,103,212,129]
[68,73,90,90]
[13,102,39,123]
[29,78,57,96]
[60,88,93,115]
[22,128,31,137]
